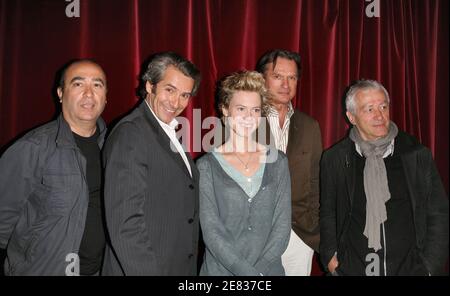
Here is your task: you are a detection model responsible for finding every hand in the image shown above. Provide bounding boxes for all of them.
[328,255,339,273]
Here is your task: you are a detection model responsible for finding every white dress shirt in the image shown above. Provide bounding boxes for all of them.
[145,100,192,177]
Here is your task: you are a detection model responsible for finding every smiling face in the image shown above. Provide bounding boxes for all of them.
[223,90,262,139]
[346,88,390,141]
[57,61,107,133]
[145,65,194,124]
[263,57,298,106]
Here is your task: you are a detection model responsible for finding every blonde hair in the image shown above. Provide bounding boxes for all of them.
[218,71,270,116]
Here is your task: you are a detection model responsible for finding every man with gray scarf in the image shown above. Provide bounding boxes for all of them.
[320,79,448,276]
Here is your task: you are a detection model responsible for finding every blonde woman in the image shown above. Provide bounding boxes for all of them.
[198,71,291,276]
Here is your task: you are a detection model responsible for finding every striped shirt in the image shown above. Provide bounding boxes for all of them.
[267,103,295,153]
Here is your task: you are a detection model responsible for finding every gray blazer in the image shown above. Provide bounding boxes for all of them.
[101,101,199,276]
[198,150,291,276]
[0,115,106,275]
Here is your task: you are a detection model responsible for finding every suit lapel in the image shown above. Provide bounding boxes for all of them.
[401,153,417,220]
[139,102,194,179]
[397,134,418,221]
[263,110,300,157]
[286,110,300,158]
[340,139,356,209]
[187,152,199,181]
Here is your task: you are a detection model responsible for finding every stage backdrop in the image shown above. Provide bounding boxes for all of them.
[0,0,448,275]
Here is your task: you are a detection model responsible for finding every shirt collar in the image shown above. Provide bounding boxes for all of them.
[56,113,107,148]
[145,100,179,130]
[267,102,294,119]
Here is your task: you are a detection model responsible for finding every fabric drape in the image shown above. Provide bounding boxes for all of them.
[0,0,448,275]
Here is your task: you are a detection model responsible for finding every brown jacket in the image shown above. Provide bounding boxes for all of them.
[266,110,322,252]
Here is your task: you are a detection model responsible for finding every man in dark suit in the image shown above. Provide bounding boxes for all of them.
[256,49,323,275]
[320,79,448,275]
[102,52,201,275]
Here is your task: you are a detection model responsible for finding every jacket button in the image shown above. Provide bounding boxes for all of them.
[188,218,194,224]
[189,184,195,189]
[188,254,194,259]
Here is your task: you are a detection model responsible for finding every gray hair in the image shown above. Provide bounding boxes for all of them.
[345,79,390,114]
[140,52,201,98]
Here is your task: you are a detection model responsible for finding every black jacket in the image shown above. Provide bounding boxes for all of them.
[101,101,199,276]
[319,131,449,275]
[0,114,106,275]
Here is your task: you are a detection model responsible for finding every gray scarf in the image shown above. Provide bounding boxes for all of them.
[349,122,398,251]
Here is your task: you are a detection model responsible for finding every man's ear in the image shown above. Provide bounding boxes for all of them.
[145,81,153,95]
[346,111,355,125]
[57,87,63,103]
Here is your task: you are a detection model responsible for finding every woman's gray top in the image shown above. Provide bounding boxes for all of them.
[198,149,292,276]
[211,151,265,198]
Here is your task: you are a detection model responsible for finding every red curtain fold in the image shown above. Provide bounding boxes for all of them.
[0,0,448,273]
[0,0,447,212]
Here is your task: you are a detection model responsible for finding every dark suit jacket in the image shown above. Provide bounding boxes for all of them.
[319,131,449,275]
[266,110,323,252]
[102,101,199,276]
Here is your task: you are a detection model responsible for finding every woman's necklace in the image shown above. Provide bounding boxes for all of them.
[233,152,252,172]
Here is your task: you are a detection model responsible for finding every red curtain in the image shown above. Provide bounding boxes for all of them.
[0,0,448,274]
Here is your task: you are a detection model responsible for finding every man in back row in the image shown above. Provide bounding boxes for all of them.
[256,49,323,276]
